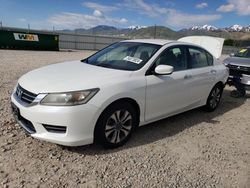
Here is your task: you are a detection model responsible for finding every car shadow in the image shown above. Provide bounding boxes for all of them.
[62,88,247,155]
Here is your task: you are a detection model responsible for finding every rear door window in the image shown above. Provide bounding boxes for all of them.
[187,47,212,68]
[206,51,214,66]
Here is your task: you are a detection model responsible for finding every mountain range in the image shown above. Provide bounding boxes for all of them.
[60,24,250,40]
[188,24,250,32]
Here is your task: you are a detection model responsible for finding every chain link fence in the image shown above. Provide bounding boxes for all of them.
[0,26,239,53]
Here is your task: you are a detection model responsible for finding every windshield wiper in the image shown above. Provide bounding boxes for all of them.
[96,63,113,68]
[81,58,89,63]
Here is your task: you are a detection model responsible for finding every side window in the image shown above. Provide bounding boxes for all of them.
[155,46,187,71]
[188,47,209,68]
[206,52,213,66]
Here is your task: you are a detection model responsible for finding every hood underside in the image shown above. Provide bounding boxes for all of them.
[178,36,224,59]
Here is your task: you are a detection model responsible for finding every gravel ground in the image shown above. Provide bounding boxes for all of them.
[0,49,249,188]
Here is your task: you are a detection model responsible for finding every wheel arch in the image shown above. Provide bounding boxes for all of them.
[203,81,224,112]
[215,81,224,89]
[208,81,224,97]
[93,97,141,141]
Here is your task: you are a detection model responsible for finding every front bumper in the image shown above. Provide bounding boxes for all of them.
[227,74,250,90]
[241,74,250,85]
[11,94,99,146]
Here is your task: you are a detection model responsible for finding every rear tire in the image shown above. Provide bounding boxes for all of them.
[203,84,223,112]
[94,102,137,149]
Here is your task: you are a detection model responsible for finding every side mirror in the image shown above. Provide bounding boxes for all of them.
[154,65,173,75]
[230,53,235,57]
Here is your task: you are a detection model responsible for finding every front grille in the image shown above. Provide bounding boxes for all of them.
[229,69,250,77]
[43,124,67,133]
[15,84,37,104]
[227,64,250,76]
[19,115,36,134]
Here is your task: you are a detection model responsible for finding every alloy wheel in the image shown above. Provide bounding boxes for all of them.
[209,87,221,109]
[105,110,132,144]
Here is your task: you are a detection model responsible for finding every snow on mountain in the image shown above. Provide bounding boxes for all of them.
[191,26,202,30]
[128,25,148,30]
[227,24,243,31]
[190,24,218,31]
[202,25,218,31]
[187,24,250,32]
[244,26,250,32]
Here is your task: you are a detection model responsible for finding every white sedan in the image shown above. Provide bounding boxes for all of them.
[11,36,228,148]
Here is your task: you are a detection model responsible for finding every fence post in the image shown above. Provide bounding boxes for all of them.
[75,30,77,50]
[94,35,97,50]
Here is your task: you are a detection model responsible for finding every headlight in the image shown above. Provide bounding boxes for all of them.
[40,88,99,106]
[223,61,229,66]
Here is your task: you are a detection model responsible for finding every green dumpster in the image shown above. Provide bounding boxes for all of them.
[0,29,59,51]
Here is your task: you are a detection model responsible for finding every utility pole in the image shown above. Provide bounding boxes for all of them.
[0,21,2,29]
[28,24,30,33]
[154,24,156,39]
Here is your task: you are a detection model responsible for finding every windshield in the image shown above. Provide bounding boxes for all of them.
[83,42,161,71]
[235,48,250,58]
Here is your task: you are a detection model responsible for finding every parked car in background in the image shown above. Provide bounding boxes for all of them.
[224,47,250,91]
[11,36,228,148]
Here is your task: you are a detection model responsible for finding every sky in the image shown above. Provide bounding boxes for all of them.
[0,0,249,31]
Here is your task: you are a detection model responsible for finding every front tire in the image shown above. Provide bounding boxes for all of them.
[203,84,223,112]
[94,102,137,149]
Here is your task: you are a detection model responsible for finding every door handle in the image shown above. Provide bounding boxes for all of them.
[184,75,192,79]
[210,70,217,74]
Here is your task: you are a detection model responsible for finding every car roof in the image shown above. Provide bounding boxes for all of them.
[121,39,174,46]
[122,37,225,58]
[121,38,206,48]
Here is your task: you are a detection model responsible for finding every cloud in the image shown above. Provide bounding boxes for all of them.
[93,10,103,17]
[48,2,126,29]
[166,10,221,28]
[122,0,221,28]
[48,12,127,29]
[217,0,250,15]
[217,4,235,12]
[48,0,221,29]
[196,2,208,9]
[122,0,170,17]
[18,18,27,22]
[82,2,118,12]
[120,18,128,24]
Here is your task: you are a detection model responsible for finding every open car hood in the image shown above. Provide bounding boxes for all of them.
[178,36,224,59]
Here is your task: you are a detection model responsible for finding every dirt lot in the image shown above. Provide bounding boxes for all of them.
[0,50,249,188]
